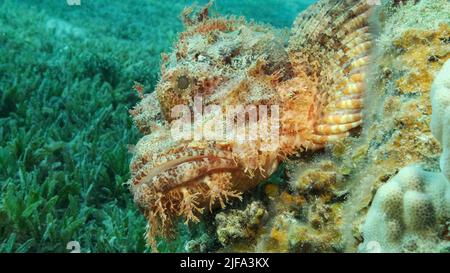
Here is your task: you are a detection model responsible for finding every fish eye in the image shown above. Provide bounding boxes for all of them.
[177,75,190,90]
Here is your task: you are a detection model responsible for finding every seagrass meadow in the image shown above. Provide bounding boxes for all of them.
[1,0,449,253]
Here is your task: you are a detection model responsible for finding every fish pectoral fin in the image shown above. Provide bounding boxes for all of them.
[289,0,374,145]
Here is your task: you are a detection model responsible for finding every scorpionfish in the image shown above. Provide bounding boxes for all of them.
[128,0,374,250]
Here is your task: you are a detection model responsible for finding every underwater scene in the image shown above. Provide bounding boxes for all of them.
[0,0,449,254]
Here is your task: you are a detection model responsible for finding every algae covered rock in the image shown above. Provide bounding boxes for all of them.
[359,60,450,253]
[215,201,267,247]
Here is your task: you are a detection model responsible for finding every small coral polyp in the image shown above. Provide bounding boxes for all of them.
[128,0,374,250]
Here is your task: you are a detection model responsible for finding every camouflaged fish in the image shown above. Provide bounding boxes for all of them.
[128,0,373,250]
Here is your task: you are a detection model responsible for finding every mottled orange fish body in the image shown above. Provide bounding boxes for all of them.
[128,0,373,251]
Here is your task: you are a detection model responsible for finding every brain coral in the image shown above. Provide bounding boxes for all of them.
[359,165,450,252]
[359,60,450,253]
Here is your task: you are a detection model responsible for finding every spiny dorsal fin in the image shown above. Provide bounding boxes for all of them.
[289,0,374,145]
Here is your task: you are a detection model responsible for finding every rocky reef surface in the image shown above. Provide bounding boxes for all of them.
[154,0,450,253]
[359,58,450,253]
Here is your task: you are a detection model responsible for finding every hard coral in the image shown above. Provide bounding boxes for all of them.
[359,165,450,252]
[431,59,450,181]
[360,60,450,253]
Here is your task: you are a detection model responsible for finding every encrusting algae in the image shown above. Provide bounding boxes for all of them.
[359,57,450,253]
[127,0,450,252]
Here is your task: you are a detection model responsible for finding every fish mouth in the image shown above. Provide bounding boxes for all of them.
[130,146,239,194]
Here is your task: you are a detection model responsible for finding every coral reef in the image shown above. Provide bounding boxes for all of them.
[128,0,375,251]
[359,60,450,253]
[210,162,344,253]
[431,60,450,181]
[215,201,267,247]
[359,165,450,252]
[256,209,342,253]
[202,0,450,253]
[340,0,450,252]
